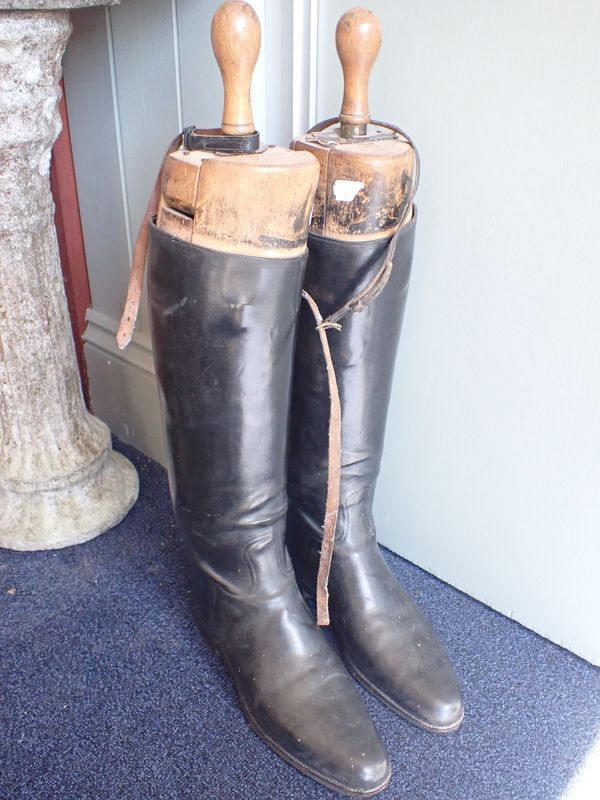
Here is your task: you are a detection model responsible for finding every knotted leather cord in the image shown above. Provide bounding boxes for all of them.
[306,117,420,626]
[116,123,419,628]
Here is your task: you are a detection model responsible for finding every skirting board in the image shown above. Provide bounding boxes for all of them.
[84,309,167,466]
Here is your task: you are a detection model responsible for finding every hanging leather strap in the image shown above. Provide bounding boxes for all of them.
[305,225,406,626]
[117,133,184,350]
[306,116,420,625]
[301,291,342,626]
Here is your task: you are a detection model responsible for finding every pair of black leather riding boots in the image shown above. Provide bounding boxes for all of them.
[147,213,463,796]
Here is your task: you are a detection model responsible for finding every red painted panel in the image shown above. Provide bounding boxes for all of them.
[50,79,92,407]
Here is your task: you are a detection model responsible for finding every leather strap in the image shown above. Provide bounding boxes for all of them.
[117,132,183,349]
[319,229,400,329]
[306,115,419,626]
[301,291,342,626]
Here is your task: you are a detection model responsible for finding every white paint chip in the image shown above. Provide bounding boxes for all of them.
[333,179,364,202]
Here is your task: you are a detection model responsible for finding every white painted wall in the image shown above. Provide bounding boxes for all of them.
[63,0,312,462]
[317,0,600,664]
[63,0,600,664]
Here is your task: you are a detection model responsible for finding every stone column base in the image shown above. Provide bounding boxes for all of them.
[0,8,138,552]
[0,434,138,551]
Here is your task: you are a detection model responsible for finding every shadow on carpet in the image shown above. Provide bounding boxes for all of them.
[1,439,599,800]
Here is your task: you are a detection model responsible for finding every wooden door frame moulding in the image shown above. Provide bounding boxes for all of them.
[50,78,92,407]
[292,0,319,137]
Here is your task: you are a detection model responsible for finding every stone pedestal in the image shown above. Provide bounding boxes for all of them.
[0,0,138,551]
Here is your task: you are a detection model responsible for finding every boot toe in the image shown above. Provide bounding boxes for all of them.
[421,691,464,732]
[228,593,392,797]
[404,680,464,732]
[348,649,464,733]
[303,729,391,797]
[317,720,391,797]
[349,750,392,797]
[336,596,464,732]
[260,679,392,797]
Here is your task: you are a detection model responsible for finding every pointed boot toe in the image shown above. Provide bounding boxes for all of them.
[344,623,464,733]
[329,547,464,733]
[252,679,391,797]
[347,750,392,798]
[292,679,391,797]
[419,690,464,733]
[268,677,392,797]
[212,583,391,797]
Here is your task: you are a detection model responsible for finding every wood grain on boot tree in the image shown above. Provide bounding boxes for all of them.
[157,0,319,258]
[293,7,416,241]
[211,0,259,135]
[118,0,319,349]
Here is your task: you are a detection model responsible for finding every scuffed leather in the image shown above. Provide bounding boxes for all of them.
[147,222,391,797]
[288,214,464,732]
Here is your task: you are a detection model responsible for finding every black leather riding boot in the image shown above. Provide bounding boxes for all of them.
[147,223,391,796]
[287,215,464,733]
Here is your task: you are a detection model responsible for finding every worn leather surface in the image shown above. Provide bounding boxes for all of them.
[147,223,390,797]
[288,215,464,732]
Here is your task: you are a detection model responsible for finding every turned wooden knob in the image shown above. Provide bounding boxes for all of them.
[211,0,260,135]
[336,7,382,136]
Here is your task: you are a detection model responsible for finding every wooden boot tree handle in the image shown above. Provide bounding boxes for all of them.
[211,0,260,136]
[336,7,382,137]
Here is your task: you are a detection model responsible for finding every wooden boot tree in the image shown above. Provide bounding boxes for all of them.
[157,1,319,258]
[293,7,416,241]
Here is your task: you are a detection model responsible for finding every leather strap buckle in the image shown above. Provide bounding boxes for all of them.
[183,125,261,154]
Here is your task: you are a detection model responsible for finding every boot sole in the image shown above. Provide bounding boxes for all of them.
[199,626,392,797]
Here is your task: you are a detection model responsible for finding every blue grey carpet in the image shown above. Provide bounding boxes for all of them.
[2,439,599,800]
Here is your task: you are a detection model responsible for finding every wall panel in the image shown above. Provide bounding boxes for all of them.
[177,0,224,130]
[108,0,181,335]
[317,0,600,664]
[62,7,129,325]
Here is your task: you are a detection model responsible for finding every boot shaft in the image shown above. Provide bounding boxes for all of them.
[288,215,417,546]
[148,223,307,592]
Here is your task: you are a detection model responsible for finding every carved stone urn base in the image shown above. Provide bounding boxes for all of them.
[0,450,138,551]
[0,1,137,552]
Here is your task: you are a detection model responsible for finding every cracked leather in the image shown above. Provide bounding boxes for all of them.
[287,213,465,733]
[147,222,391,797]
